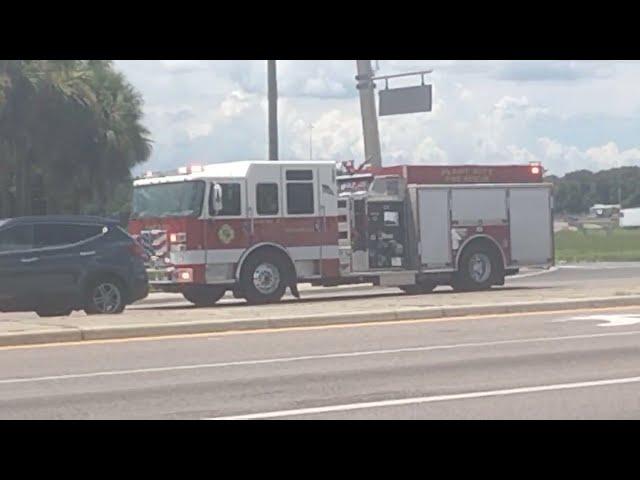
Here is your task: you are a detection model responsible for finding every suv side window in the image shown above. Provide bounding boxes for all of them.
[33,224,104,248]
[0,225,35,253]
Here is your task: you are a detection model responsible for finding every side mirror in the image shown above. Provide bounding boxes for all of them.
[212,184,224,214]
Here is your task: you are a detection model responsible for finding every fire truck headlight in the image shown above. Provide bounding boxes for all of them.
[174,268,194,283]
[531,166,540,175]
[169,232,187,243]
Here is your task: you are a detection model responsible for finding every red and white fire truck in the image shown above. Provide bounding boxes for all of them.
[128,160,554,306]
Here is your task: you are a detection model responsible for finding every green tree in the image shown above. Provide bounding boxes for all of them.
[548,166,640,214]
[0,60,151,218]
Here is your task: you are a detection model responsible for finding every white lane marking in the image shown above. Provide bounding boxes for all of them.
[558,264,640,270]
[2,330,640,386]
[206,375,640,420]
[509,267,557,279]
[555,314,640,328]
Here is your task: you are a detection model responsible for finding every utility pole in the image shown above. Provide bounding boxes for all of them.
[309,123,314,160]
[355,60,382,168]
[616,170,623,208]
[267,60,279,161]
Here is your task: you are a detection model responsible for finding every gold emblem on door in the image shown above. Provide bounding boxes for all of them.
[218,224,235,245]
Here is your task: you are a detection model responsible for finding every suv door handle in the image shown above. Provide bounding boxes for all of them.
[79,251,96,257]
[21,257,40,263]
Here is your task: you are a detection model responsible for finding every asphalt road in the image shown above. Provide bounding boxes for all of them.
[132,263,640,308]
[2,303,640,419]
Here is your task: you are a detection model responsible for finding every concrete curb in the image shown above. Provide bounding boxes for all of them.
[0,329,83,347]
[2,295,640,348]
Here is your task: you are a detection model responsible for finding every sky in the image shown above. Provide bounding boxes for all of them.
[114,60,640,177]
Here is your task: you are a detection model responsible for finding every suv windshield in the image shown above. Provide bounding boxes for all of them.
[132,181,205,219]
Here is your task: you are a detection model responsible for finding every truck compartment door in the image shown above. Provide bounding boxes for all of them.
[509,186,553,266]
[418,188,452,269]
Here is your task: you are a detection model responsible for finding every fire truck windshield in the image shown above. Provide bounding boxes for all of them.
[132,181,205,219]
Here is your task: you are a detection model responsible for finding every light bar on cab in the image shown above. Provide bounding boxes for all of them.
[137,164,206,180]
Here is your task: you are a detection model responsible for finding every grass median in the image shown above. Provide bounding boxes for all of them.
[555,228,640,262]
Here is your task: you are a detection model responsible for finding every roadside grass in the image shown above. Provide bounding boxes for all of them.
[555,228,640,262]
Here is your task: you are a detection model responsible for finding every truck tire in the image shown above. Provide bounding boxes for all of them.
[240,250,288,305]
[182,286,226,307]
[84,277,126,315]
[453,244,502,292]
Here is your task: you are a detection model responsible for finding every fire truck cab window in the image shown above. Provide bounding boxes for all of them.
[210,183,241,216]
[286,170,313,181]
[257,183,279,215]
[132,181,205,219]
[286,170,315,215]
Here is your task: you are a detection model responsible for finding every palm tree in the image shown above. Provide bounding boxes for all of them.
[87,61,152,214]
[0,60,152,216]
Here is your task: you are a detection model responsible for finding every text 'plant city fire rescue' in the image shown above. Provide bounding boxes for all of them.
[128,160,554,306]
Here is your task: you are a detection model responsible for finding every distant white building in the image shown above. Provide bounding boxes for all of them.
[589,204,621,218]
[620,208,640,228]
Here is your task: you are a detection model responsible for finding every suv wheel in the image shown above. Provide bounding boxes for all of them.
[85,278,126,315]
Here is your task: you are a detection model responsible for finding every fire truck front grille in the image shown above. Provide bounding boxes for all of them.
[138,230,169,258]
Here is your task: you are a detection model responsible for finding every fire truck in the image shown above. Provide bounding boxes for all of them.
[129,161,554,306]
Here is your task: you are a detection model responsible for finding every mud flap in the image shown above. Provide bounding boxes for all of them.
[289,283,300,299]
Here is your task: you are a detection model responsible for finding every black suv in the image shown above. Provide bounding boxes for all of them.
[0,216,149,317]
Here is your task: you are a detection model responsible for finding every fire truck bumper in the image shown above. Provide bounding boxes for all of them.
[147,267,205,293]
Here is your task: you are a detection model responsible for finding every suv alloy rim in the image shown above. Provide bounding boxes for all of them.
[92,282,122,313]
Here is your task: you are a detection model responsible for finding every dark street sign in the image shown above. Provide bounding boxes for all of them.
[379,84,432,117]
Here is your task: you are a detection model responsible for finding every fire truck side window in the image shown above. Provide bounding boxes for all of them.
[256,183,279,215]
[286,170,314,215]
[210,183,241,216]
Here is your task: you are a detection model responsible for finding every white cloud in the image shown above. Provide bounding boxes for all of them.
[286,108,363,161]
[218,90,256,118]
[114,60,640,177]
[492,96,550,121]
[494,60,617,82]
[411,137,448,164]
[537,138,640,174]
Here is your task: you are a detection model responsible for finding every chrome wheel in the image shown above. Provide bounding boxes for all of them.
[252,262,281,295]
[92,282,122,314]
[469,253,492,284]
